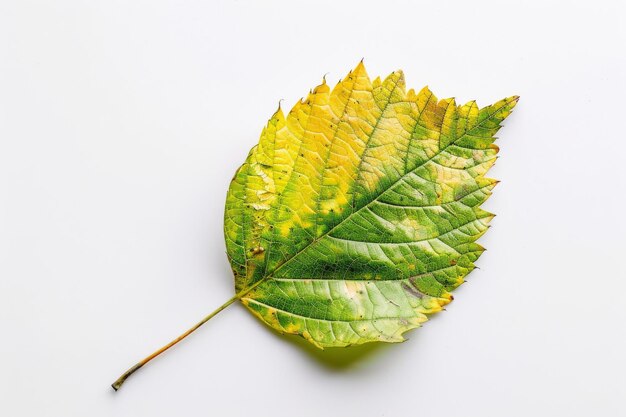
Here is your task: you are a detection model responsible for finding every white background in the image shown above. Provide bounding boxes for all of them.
[1,1,625,416]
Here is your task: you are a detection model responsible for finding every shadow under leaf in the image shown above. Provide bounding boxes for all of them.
[260,319,397,371]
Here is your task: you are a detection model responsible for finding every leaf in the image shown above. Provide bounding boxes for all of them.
[224,62,518,348]
[111,62,518,390]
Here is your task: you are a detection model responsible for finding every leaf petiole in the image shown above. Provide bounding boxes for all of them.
[111,279,264,391]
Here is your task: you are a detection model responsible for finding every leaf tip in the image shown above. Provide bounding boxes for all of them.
[506,95,520,109]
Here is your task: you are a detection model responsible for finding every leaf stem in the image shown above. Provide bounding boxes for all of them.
[111,280,263,391]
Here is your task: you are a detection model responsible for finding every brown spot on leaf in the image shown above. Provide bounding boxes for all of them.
[251,246,265,255]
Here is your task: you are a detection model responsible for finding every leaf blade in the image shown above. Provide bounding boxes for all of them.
[225,63,518,347]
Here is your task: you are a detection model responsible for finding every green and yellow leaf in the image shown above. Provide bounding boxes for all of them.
[224,62,518,348]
